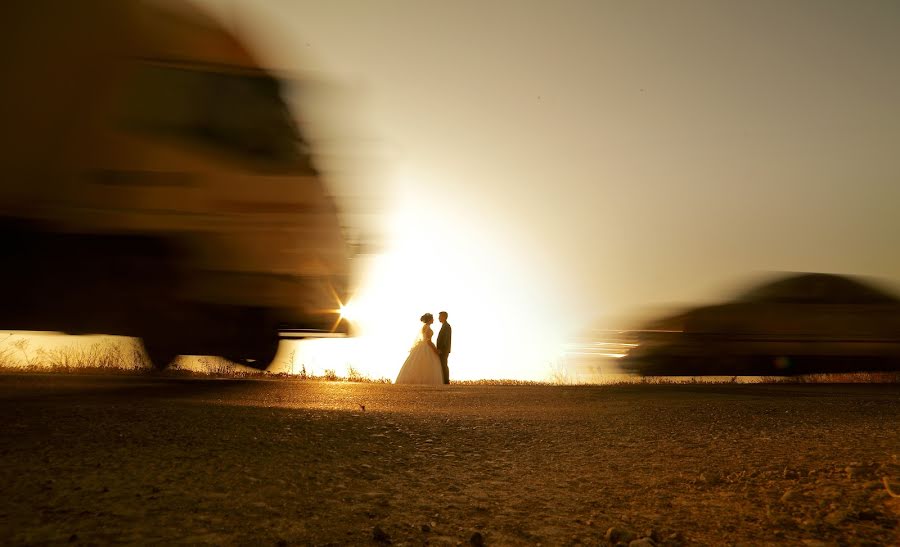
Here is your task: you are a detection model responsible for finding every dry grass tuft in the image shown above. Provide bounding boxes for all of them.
[759,371,900,383]
[1,333,898,385]
[452,379,553,386]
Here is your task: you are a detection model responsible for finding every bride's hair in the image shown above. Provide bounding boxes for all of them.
[420,313,433,323]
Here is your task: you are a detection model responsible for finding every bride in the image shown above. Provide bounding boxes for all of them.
[395,313,444,385]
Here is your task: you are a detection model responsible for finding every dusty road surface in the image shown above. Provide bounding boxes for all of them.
[0,375,898,546]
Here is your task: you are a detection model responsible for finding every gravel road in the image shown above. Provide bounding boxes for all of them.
[0,374,898,545]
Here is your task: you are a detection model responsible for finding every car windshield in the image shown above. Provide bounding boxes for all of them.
[120,62,315,173]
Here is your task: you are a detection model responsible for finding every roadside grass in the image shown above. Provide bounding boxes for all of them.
[0,334,394,383]
[456,372,900,386]
[452,379,559,386]
[759,371,900,383]
[1,333,898,384]
[0,336,147,375]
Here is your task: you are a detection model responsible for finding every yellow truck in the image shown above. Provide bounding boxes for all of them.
[0,1,351,368]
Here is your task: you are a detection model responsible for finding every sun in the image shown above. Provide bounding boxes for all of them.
[339,302,357,322]
[289,198,573,382]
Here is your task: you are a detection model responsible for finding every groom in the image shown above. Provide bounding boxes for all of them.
[436,311,452,384]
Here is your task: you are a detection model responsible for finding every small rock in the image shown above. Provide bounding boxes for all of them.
[605,527,636,544]
[372,525,391,544]
[857,509,878,521]
[643,528,659,543]
[801,540,827,547]
[862,480,882,490]
[421,524,431,533]
[629,539,655,547]
[664,531,684,543]
[275,540,288,547]
[780,488,802,503]
[771,515,794,528]
[824,510,848,526]
[469,531,484,546]
[68,534,78,543]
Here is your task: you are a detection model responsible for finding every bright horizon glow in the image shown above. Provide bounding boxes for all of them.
[189,0,900,382]
[281,190,578,382]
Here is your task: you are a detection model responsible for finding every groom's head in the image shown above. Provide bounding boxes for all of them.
[439,311,448,323]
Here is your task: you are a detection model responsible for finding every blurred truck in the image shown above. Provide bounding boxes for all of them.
[0,0,351,368]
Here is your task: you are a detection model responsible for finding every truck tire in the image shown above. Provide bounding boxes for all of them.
[141,336,180,370]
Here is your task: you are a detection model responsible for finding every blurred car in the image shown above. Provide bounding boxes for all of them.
[0,0,351,368]
[619,272,900,376]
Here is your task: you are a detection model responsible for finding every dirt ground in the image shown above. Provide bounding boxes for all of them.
[0,374,897,546]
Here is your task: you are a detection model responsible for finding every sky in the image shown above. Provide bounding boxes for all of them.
[194,0,900,380]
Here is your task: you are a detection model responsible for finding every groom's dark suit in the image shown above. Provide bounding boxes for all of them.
[436,322,451,384]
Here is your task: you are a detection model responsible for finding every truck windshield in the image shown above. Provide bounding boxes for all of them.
[121,62,316,173]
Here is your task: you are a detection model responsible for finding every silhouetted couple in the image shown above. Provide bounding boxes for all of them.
[394,311,451,385]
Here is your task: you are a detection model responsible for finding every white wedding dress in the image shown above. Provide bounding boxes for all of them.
[395,324,444,385]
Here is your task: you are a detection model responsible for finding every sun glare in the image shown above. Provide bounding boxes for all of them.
[284,197,575,382]
[338,302,357,322]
